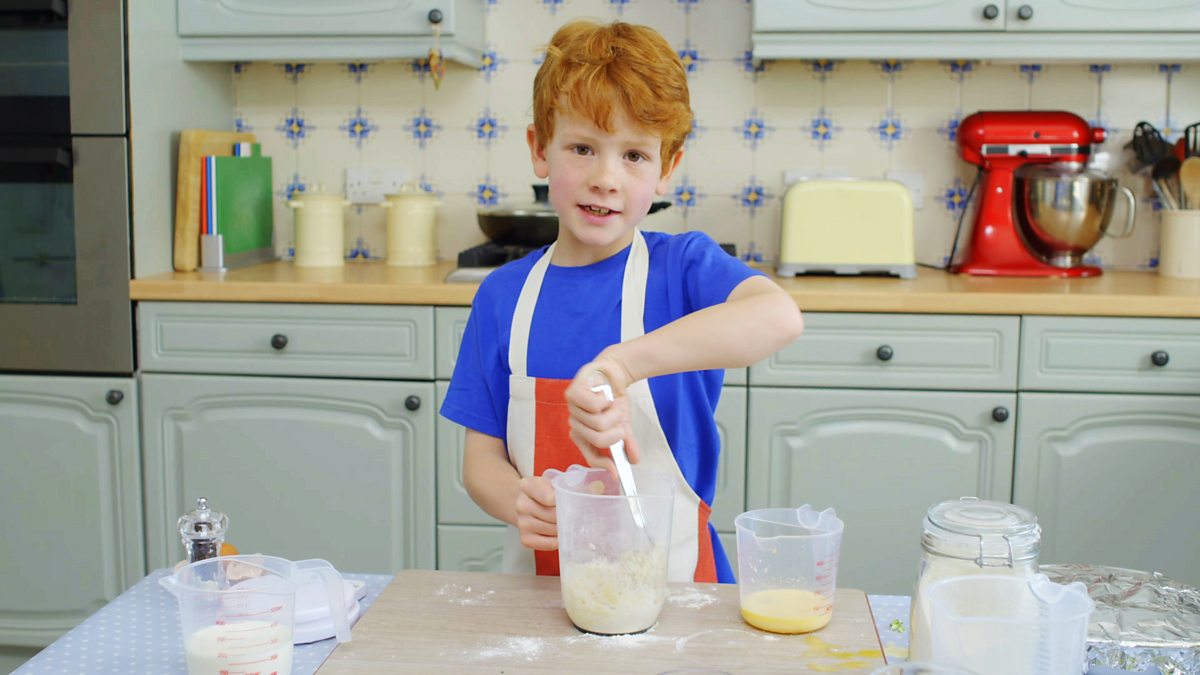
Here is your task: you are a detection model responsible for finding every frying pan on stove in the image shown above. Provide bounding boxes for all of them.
[477,184,671,247]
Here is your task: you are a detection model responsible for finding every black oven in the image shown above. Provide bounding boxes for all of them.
[0,0,132,374]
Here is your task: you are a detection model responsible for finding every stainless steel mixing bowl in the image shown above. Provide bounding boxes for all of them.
[1014,163,1136,268]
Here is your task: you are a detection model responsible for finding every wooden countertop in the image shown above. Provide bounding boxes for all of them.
[130,260,1200,317]
[317,570,885,674]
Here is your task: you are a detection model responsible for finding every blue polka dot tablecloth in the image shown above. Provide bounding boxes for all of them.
[13,568,392,675]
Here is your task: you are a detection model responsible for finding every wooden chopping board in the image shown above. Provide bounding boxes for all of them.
[319,570,885,674]
[173,129,257,271]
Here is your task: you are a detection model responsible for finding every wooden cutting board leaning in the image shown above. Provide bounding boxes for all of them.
[319,570,885,674]
[173,129,257,271]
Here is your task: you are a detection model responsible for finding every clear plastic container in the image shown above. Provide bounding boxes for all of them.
[909,497,1041,660]
[927,573,1094,675]
[160,554,350,674]
[734,505,844,634]
[552,466,675,635]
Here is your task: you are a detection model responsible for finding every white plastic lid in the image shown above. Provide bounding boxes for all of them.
[292,578,366,644]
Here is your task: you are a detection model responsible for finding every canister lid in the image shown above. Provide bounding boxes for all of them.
[923,497,1040,566]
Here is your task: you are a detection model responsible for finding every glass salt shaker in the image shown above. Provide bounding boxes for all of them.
[908,497,1041,661]
[177,497,229,564]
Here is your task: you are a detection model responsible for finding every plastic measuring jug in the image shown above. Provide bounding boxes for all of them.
[734,505,844,634]
[551,465,675,635]
[160,555,350,675]
[926,573,1094,675]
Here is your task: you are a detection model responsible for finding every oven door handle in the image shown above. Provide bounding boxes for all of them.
[0,144,72,168]
[0,0,67,18]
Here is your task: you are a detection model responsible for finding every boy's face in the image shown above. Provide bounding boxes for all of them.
[528,105,682,264]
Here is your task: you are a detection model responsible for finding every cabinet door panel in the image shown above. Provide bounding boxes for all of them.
[712,387,747,531]
[1015,393,1200,586]
[141,374,435,574]
[747,387,1016,594]
[437,524,505,573]
[0,376,144,647]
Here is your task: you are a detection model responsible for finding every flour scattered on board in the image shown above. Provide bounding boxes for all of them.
[434,583,496,606]
[668,587,719,609]
[459,629,671,662]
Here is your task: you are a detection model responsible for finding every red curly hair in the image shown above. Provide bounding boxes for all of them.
[532,20,692,175]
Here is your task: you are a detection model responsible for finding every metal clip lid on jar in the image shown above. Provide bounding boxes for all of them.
[922,497,1041,568]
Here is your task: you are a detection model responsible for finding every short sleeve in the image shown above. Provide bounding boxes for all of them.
[676,232,765,312]
[439,291,508,441]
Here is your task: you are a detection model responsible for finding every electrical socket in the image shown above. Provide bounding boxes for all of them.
[345,167,409,204]
[886,170,924,210]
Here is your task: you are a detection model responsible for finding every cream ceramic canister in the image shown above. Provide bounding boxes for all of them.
[288,191,350,268]
[380,183,439,267]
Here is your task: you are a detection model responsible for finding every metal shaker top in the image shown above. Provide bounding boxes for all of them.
[177,497,228,563]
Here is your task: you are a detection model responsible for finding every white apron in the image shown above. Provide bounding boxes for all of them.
[502,230,718,583]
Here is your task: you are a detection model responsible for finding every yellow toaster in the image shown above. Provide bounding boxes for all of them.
[776,178,916,279]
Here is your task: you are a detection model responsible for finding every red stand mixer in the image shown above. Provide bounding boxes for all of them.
[954,110,1120,277]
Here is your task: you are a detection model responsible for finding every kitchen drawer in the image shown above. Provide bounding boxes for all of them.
[1020,316,1200,394]
[139,302,433,379]
[751,313,1019,391]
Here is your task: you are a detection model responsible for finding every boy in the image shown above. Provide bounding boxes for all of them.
[440,20,803,583]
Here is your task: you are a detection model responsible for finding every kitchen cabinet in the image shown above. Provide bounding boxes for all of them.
[0,376,144,648]
[138,302,436,575]
[141,373,435,574]
[752,0,1200,60]
[1015,393,1200,585]
[746,313,1020,595]
[176,0,485,65]
[746,387,1016,595]
[1015,316,1200,587]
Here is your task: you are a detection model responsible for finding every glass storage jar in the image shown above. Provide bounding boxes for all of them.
[908,497,1041,661]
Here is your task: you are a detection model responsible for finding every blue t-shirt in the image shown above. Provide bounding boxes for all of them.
[440,230,762,582]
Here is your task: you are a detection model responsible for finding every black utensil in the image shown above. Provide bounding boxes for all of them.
[1184,122,1200,158]
[1129,121,1173,171]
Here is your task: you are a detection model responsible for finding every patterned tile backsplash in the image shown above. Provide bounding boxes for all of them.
[232,0,1200,271]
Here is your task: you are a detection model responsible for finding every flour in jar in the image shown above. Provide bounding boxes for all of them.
[560,548,668,635]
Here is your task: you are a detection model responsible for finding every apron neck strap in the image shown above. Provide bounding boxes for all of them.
[508,230,648,378]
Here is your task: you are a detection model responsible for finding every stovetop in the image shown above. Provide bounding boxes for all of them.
[445,242,539,283]
[456,242,538,268]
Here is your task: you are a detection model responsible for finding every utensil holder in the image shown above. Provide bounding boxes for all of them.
[1159,210,1200,279]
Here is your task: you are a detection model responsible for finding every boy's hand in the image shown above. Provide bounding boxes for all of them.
[565,356,641,476]
[515,475,558,551]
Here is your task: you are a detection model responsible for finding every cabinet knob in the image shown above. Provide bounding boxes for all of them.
[992,406,1010,423]
[427,8,443,24]
[1017,4,1034,20]
[875,345,894,361]
[405,395,421,411]
[270,334,289,350]
[1151,350,1170,367]
[982,3,1000,20]
[105,389,124,406]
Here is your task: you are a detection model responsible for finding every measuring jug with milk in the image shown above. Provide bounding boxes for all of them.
[161,554,350,675]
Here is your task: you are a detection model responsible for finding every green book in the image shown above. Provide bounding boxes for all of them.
[209,144,275,268]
